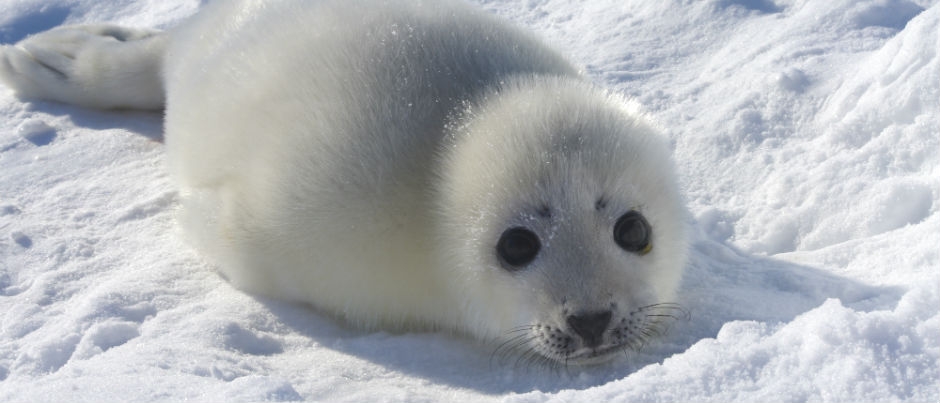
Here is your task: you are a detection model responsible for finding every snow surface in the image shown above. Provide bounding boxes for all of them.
[1,0,938,401]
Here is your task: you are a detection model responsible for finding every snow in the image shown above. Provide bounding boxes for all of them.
[1,0,938,401]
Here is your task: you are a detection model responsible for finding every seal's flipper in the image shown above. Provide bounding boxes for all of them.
[0,25,167,110]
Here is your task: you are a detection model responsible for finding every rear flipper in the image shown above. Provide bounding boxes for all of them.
[0,24,167,110]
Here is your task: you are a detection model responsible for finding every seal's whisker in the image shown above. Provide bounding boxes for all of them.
[506,326,534,335]
[522,349,546,371]
[514,346,543,372]
[494,337,533,358]
[640,303,692,321]
[490,327,541,369]
[495,338,529,357]
[646,313,683,321]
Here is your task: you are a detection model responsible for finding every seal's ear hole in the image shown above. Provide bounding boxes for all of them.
[497,227,541,269]
[614,211,652,255]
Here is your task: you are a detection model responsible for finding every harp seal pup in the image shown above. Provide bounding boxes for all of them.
[0,0,688,365]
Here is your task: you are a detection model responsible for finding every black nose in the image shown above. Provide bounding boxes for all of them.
[566,310,612,348]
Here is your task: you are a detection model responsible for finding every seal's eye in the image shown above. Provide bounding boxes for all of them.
[614,211,652,254]
[496,227,541,269]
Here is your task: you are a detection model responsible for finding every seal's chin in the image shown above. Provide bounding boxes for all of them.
[560,345,623,365]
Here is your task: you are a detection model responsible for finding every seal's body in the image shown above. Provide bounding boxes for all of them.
[0,0,688,365]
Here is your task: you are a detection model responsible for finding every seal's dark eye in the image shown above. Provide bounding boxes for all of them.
[614,211,652,254]
[496,227,541,269]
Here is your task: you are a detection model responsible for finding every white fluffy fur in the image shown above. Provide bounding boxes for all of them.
[0,0,687,364]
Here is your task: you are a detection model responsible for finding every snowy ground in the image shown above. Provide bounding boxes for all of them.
[1,0,938,401]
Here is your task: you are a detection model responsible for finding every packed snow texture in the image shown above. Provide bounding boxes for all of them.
[1,0,938,401]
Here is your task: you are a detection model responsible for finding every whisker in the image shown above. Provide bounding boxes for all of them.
[523,349,544,372]
[494,333,532,352]
[640,303,691,321]
[501,340,535,364]
[637,302,679,310]
[506,325,534,333]
[490,325,540,369]
[639,328,658,339]
[547,355,563,374]
[514,347,541,372]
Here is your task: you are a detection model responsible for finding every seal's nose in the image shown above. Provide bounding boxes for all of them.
[566,310,612,348]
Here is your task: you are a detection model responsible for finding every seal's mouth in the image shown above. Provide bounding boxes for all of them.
[563,344,623,364]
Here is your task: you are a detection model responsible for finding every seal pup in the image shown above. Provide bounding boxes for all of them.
[0,0,688,366]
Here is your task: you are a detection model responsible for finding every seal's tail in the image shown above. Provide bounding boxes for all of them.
[0,24,167,110]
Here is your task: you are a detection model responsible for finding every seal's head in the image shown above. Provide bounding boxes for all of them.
[435,76,688,366]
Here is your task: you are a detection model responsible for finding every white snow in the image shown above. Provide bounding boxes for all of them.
[1,0,938,401]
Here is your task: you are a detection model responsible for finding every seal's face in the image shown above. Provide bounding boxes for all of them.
[490,198,685,365]
[436,78,688,366]
[479,160,688,366]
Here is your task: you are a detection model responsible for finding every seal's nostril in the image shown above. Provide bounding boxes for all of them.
[566,310,612,348]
